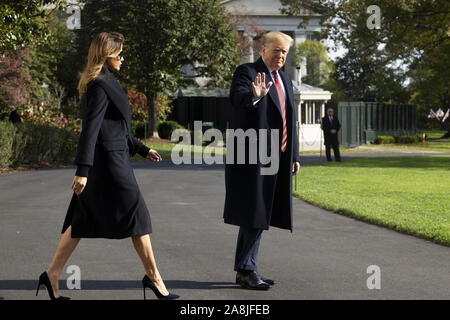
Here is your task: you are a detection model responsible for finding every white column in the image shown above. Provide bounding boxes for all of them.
[293,31,307,77]
[242,32,255,63]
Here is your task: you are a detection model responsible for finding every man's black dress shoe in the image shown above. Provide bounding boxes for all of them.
[235,270,275,286]
[260,275,275,286]
[236,271,271,290]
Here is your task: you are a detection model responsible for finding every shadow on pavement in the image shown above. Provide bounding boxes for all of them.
[0,280,237,291]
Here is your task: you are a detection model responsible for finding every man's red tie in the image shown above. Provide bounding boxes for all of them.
[272,70,287,152]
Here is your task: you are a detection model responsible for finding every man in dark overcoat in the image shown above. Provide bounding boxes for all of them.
[321,108,341,162]
[223,32,301,290]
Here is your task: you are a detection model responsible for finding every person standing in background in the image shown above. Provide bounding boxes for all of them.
[321,108,341,162]
[9,105,22,123]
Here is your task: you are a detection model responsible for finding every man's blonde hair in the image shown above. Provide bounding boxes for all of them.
[262,31,294,47]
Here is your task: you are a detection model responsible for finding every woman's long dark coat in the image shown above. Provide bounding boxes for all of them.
[223,57,301,232]
[62,67,152,239]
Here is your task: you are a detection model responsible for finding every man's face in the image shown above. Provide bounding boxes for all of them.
[327,109,334,116]
[261,41,290,71]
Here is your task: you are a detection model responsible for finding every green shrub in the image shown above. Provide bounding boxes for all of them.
[374,135,422,144]
[131,121,147,139]
[374,136,395,144]
[0,121,78,168]
[0,121,15,167]
[157,121,184,140]
[394,135,421,144]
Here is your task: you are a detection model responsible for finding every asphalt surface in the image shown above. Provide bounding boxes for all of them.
[0,153,449,300]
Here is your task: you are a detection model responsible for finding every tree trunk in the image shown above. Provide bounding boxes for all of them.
[147,91,159,138]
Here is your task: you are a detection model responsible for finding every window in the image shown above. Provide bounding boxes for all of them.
[306,32,319,41]
[314,101,322,124]
[307,102,314,124]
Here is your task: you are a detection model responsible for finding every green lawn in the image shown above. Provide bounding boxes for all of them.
[133,138,225,161]
[365,130,450,152]
[366,140,450,152]
[293,156,450,246]
[424,130,447,139]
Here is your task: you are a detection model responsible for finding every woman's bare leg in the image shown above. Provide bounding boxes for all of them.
[132,234,169,296]
[46,226,80,298]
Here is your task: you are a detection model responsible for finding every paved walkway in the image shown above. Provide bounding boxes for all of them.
[0,155,449,300]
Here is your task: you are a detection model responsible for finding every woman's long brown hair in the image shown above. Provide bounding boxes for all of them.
[77,32,124,99]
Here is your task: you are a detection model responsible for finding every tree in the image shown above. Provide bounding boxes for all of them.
[0,50,33,116]
[332,41,409,103]
[280,0,449,59]
[27,10,78,108]
[0,3,78,117]
[0,0,66,53]
[280,0,449,104]
[77,0,240,137]
[408,41,450,134]
[291,40,332,87]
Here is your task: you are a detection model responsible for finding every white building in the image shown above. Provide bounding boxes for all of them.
[294,83,332,152]
[222,0,332,151]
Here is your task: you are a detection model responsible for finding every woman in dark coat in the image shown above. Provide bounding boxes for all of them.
[36,32,178,300]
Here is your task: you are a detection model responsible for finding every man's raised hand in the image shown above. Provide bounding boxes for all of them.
[252,72,272,100]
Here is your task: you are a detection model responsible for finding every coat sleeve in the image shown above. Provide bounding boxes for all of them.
[321,117,329,132]
[336,118,342,131]
[74,82,108,176]
[229,64,257,109]
[129,135,150,158]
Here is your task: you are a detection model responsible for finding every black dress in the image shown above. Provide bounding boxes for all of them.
[62,67,152,239]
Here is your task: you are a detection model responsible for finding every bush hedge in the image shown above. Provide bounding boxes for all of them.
[0,122,15,167]
[374,135,422,144]
[157,121,184,140]
[131,121,147,139]
[0,121,78,168]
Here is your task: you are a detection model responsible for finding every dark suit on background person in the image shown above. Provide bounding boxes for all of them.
[321,112,341,162]
[224,39,301,290]
[62,66,152,239]
[9,108,21,123]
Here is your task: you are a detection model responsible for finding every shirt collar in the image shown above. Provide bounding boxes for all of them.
[262,59,278,77]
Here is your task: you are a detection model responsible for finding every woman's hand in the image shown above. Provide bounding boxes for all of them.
[146,149,162,162]
[72,176,87,196]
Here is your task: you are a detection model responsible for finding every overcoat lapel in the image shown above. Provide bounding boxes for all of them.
[96,70,132,133]
[279,70,294,113]
[254,58,282,116]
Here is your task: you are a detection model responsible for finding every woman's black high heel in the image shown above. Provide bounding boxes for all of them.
[142,275,179,300]
[36,271,71,300]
